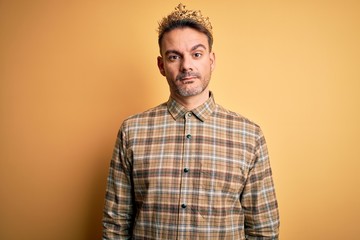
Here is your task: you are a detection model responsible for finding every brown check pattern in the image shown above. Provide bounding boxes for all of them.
[103,93,279,239]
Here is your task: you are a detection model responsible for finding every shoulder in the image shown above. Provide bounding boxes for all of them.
[215,104,260,128]
[213,103,266,142]
[121,102,168,128]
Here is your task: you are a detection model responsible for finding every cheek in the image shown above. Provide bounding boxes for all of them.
[164,65,178,77]
[199,63,211,75]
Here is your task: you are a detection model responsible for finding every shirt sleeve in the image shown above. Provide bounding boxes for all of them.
[241,128,280,239]
[103,125,134,239]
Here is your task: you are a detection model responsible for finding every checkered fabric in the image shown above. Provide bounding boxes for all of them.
[103,93,279,239]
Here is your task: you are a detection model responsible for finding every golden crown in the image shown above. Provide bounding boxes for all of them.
[158,3,213,36]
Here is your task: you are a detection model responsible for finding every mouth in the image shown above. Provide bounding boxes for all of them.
[177,73,200,82]
[180,75,197,81]
[180,77,196,84]
[182,76,195,80]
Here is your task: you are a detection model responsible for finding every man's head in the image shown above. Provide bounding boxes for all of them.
[157,4,215,105]
[158,3,213,53]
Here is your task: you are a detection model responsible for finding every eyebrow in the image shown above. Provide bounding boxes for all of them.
[164,43,207,56]
[191,43,207,51]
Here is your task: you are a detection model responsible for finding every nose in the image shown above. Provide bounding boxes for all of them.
[180,55,193,72]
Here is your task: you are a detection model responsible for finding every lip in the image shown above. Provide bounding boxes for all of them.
[180,78,196,84]
[180,76,196,81]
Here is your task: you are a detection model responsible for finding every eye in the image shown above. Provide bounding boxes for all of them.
[193,52,202,58]
[168,55,180,61]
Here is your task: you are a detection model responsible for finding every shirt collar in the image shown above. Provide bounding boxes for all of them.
[167,92,216,122]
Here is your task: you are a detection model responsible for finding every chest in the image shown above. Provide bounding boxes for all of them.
[128,119,255,195]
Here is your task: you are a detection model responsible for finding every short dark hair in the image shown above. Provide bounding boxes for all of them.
[158,19,214,53]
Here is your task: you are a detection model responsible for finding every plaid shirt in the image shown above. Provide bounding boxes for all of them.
[103,93,279,239]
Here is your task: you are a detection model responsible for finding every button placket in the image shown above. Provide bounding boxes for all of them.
[181,112,193,215]
[185,111,193,141]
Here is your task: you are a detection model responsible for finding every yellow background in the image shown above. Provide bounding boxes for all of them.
[1,0,359,239]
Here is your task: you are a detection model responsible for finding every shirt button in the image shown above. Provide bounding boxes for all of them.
[186,134,192,139]
[181,203,187,209]
[184,168,189,173]
[187,112,192,118]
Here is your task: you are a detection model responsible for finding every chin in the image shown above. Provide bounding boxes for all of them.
[177,87,204,97]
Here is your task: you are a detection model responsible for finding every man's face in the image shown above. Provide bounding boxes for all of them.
[157,27,215,100]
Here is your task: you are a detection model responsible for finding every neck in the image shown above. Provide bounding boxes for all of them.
[171,90,210,110]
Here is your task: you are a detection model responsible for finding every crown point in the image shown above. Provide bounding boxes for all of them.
[158,3,213,36]
[178,3,185,11]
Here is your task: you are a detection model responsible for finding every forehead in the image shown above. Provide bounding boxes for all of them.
[160,27,209,54]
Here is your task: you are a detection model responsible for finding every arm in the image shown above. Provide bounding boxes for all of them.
[241,128,280,239]
[103,126,134,239]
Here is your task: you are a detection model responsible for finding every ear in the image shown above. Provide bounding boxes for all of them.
[210,52,216,72]
[157,56,166,76]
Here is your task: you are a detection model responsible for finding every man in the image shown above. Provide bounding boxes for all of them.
[103,3,279,239]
